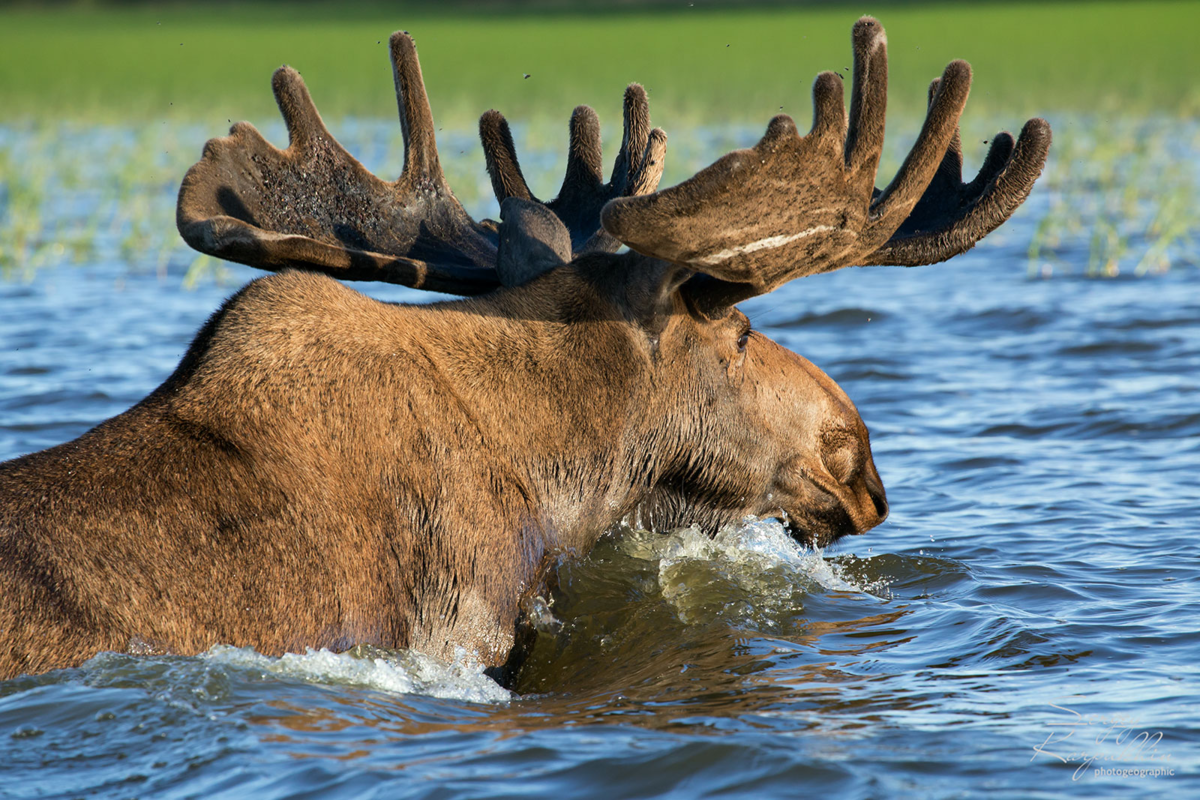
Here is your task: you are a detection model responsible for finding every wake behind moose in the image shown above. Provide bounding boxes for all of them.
[0,18,1050,682]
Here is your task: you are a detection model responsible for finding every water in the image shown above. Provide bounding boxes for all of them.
[2,118,1199,798]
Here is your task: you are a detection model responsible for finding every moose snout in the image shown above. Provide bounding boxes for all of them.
[837,449,888,534]
[772,456,888,545]
[827,474,887,539]
[825,455,889,535]
[813,429,888,534]
[861,474,889,528]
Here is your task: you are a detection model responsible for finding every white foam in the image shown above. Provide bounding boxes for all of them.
[202,644,512,704]
[615,517,872,626]
[656,517,861,593]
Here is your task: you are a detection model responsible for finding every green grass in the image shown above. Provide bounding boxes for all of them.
[1,1,1197,130]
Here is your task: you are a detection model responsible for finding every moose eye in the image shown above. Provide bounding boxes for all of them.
[737,330,750,353]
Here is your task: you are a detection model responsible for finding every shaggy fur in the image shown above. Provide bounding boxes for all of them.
[0,18,1048,681]
[0,257,887,679]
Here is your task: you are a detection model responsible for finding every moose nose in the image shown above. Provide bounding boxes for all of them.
[866,480,888,522]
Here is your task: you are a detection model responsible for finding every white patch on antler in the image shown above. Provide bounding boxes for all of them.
[689,226,840,267]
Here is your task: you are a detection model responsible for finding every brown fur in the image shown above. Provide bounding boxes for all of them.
[0,255,886,680]
[0,17,1048,681]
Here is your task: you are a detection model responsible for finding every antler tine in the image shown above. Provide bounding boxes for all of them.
[924,75,965,183]
[560,105,605,199]
[628,127,667,197]
[480,109,536,203]
[609,84,653,194]
[273,67,332,147]
[844,17,888,181]
[177,32,503,295]
[810,70,848,142]
[390,31,443,187]
[967,131,1015,199]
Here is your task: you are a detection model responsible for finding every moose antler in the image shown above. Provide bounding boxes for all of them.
[600,17,1051,301]
[479,86,667,254]
[178,33,503,295]
[178,18,1047,304]
[177,32,667,296]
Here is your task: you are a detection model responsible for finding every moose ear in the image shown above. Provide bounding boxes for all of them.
[620,256,694,334]
[496,197,573,287]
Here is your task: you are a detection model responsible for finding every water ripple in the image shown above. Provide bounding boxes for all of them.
[3,118,1200,797]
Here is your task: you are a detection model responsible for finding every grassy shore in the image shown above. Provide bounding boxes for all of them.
[1,1,1197,130]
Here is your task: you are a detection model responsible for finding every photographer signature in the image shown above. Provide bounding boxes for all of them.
[1031,702,1174,781]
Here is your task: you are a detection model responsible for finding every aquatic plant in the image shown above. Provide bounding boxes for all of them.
[4,112,1196,286]
[1024,116,1199,278]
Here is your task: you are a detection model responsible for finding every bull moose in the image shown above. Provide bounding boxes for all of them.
[0,18,1049,682]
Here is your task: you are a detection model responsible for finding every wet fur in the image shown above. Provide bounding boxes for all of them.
[0,253,888,681]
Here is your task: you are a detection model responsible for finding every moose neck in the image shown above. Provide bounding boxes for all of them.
[410,262,671,554]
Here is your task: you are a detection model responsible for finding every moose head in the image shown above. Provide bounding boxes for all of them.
[0,18,1049,681]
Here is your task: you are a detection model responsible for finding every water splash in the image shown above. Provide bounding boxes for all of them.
[201,644,512,704]
[608,518,878,628]
[677,517,864,580]
[659,517,860,589]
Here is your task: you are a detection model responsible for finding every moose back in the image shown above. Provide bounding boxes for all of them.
[0,18,1049,682]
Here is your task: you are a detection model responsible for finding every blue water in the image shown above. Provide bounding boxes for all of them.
[2,117,1199,798]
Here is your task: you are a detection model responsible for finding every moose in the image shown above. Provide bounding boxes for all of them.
[0,18,1049,682]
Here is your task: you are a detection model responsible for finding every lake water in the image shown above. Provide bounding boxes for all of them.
[1,117,1198,798]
